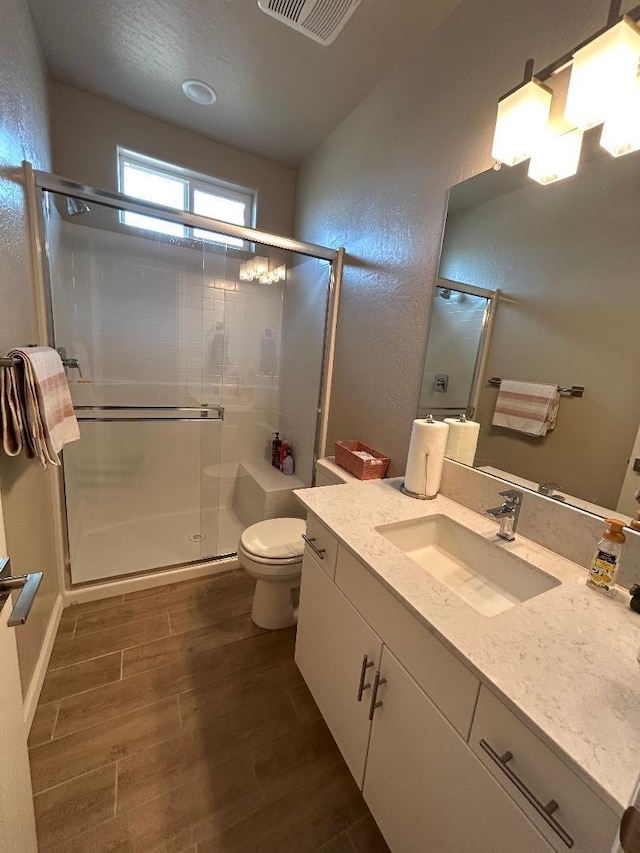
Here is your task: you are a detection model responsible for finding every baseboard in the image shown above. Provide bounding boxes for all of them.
[24,593,64,731]
[63,556,240,607]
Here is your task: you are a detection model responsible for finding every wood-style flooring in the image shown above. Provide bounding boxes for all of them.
[28,569,390,853]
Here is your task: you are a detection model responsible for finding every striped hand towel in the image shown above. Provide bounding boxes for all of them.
[2,347,79,467]
[492,380,560,437]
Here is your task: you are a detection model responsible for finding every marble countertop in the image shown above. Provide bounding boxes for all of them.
[294,478,640,815]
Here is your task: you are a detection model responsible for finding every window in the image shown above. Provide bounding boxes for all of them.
[117,148,255,248]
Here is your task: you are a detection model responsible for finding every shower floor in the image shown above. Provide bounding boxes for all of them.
[69,506,245,584]
[28,570,390,852]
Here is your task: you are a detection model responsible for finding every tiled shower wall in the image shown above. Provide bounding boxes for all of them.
[52,217,284,408]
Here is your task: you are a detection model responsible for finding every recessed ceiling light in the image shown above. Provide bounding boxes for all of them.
[181,79,217,106]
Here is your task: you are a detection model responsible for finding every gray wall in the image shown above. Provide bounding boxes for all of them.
[49,82,298,238]
[0,0,60,696]
[294,0,608,477]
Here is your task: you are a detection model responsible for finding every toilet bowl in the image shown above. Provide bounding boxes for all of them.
[238,517,306,629]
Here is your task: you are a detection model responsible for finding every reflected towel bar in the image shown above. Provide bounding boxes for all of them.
[487,378,584,398]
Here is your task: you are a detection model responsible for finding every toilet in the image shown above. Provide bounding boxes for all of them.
[239,458,357,629]
[238,517,307,630]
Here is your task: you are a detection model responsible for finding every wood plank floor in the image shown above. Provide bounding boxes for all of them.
[29,570,390,853]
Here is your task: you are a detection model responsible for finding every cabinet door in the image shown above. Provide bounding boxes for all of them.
[295,552,382,787]
[364,647,554,853]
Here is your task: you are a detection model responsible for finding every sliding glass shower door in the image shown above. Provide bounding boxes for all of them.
[46,191,226,583]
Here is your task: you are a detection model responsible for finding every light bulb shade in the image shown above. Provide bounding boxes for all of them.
[491,80,553,166]
[565,19,640,131]
[600,76,640,156]
[528,128,583,185]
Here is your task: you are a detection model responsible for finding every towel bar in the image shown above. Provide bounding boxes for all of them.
[488,378,584,398]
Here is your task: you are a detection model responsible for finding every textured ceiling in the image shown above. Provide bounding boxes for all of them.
[26,0,462,166]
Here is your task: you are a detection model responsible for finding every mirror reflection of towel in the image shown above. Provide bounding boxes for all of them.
[492,380,559,437]
[259,329,278,375]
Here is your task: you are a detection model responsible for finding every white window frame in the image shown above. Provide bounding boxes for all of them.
[117,147,256,248]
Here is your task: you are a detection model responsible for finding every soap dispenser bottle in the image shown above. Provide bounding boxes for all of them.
[586,519,626,597]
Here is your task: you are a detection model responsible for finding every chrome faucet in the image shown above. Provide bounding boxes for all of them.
[484,489,523,541]
[537,482,566,502]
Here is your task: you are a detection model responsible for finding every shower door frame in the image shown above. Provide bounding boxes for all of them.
[24,162,343,589]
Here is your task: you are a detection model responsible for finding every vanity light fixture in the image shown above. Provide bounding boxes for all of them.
[528,127,584,185]
[491,62,552,167]
[491,0,640,183]
[600,75,640,155]
[565,17,640,131]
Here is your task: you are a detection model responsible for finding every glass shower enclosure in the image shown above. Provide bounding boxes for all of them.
[34,171,339,586]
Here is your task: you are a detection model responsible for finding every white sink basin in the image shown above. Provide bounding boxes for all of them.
[375,514,560,617]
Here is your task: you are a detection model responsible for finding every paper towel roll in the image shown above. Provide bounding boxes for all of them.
[404,417,449,499]
[444,416,481,466]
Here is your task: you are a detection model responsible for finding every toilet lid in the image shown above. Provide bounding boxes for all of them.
[240,518,306,560]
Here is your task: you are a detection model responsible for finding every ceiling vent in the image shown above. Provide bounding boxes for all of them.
[257,0,363,46]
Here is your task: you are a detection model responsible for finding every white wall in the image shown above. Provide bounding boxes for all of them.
[0,0,61,697]
[295,0,608,476]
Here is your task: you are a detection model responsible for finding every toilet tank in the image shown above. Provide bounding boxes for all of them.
[315,456,359,486]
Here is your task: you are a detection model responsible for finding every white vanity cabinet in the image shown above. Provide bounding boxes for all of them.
[295,515,622,853]
[295,549,383,786]
[364,646,554,853]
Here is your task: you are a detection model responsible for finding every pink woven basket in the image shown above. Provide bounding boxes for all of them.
[334,441,390,481]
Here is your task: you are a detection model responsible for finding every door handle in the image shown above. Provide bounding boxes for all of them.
[621,806,640,853]
[357,654,374,701]
[0,558,43,627]
[479,739,573,848]
[368,669,387,721]
[302,534,326,560]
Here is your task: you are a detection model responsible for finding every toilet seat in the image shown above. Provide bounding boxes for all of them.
[240,517,305,561]
[239,543,302,580]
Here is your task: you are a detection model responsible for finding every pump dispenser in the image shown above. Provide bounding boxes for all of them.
[586,519,626,597]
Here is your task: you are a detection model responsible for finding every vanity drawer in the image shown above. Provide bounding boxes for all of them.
[303,514,339,579]
[470,686,618,853]
[335,546,479,738]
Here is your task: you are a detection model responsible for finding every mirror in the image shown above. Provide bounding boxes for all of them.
[420,131,640,524]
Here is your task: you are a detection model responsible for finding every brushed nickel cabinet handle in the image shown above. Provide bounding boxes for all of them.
[369,669,387,721]
[302,534,326,560]
[357,654,374,701]
[479,739,574,848]
[621,805,640,853]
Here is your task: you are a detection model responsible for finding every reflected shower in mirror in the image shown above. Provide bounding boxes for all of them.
[418,132,640,525]
[418,281,498,422]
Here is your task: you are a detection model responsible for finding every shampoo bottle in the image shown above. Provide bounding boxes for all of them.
[586,519,626,597]
[279,441,290,470]
[271,432,282,468]
[283,448,295,476]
